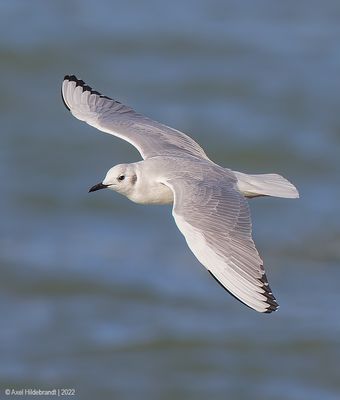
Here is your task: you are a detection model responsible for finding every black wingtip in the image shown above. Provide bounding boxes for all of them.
[62,74,87,112]
[208,270,279,314]
[64,74,85,87]
[62,74,113,103]
[260,272,279,313]
[64,74,78,82]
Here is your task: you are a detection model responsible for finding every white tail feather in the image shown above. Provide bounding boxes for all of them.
[233,171,299,199]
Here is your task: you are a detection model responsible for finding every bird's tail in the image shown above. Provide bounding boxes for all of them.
[233,171,299,199]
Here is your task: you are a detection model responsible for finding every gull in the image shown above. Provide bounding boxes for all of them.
[61,75,299,313]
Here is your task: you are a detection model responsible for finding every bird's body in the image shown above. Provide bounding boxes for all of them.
[112,156,232,205]
[61,75,299,313]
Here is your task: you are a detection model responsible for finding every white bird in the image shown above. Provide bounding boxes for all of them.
[61,75,299,313]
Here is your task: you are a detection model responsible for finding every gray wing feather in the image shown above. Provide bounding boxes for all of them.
[61,75,209,160]
[165,177,278,313]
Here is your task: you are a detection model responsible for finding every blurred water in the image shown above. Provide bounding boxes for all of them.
[1,1,340,399]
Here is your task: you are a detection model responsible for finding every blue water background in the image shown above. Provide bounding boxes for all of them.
[1,1,340,399]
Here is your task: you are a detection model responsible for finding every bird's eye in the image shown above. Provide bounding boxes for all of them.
[118,175,125,181]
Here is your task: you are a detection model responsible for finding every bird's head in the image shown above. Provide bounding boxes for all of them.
[89,163,137,197]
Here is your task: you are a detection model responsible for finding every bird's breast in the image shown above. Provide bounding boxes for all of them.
[128,181,174,205]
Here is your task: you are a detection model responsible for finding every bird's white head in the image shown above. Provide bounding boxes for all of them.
[89,163,138,197]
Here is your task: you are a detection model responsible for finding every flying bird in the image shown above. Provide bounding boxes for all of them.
[61,75,299,313]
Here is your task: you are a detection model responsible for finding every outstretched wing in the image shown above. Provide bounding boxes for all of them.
[61,75,209,161]
[165,177,279,313]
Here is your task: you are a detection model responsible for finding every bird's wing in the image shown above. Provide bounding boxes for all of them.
[61,75,209,160]
[164,176,279,313]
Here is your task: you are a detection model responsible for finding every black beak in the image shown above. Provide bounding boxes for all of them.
[89,182,108,193]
